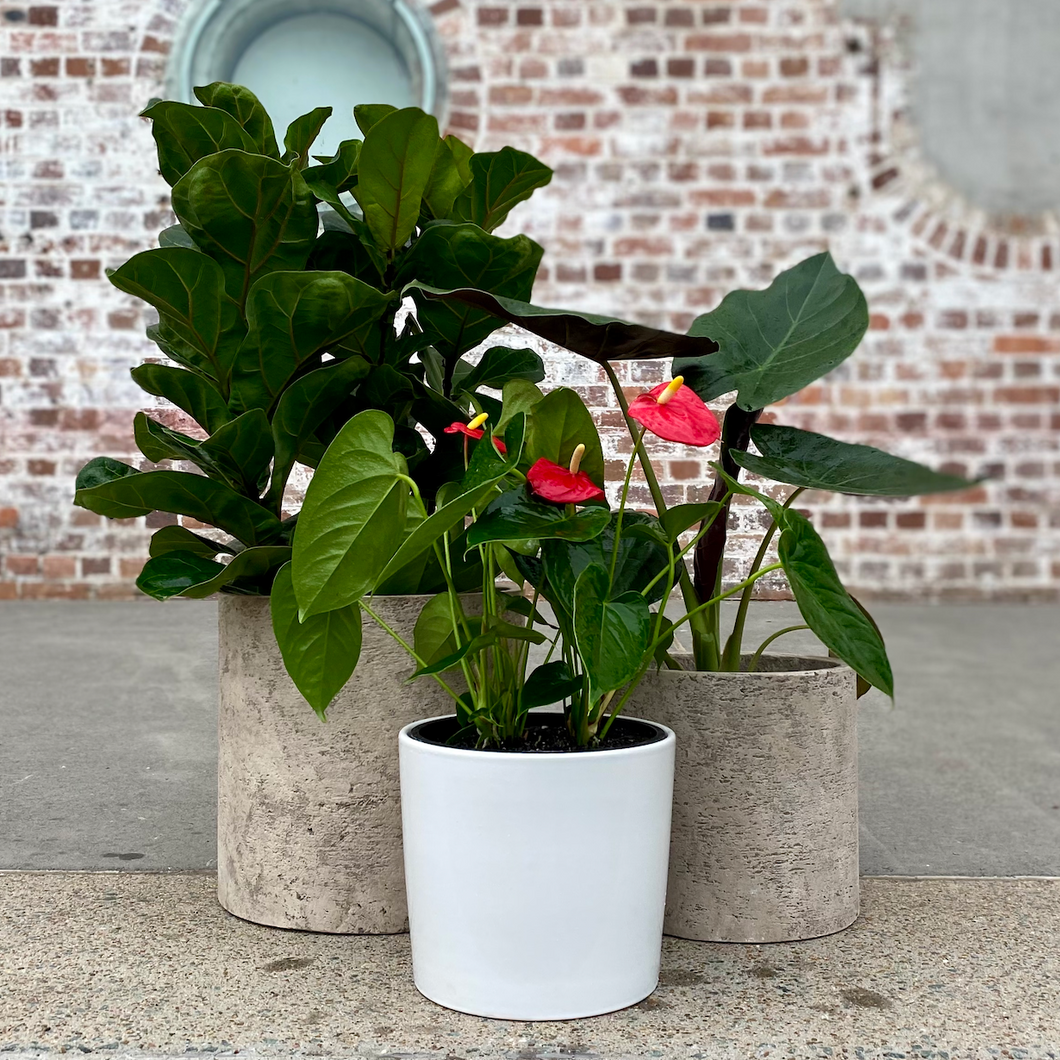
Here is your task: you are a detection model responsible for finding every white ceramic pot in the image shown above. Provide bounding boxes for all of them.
[628,654,859,943]
[399,714,676,1020]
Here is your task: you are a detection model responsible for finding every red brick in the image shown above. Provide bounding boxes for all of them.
[994,336,1060,354]
[6,556,40,576]
[686,34,752,51]
[0,508,18,528]
[593,263,622,282]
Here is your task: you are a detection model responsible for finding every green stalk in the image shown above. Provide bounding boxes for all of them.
[609,429,643,586]
[746,625,811,672]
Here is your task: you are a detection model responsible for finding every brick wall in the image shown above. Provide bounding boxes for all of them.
[1,0,1057,602]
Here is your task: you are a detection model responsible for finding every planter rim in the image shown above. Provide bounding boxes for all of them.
[399,714,675,763]
[662,652,851,679]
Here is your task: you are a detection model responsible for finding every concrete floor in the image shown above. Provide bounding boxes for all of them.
[1,600,1059,875]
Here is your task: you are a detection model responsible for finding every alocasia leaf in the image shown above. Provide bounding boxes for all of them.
[451,146,553,232]
[271,562,362,719]
[674,252,869,411]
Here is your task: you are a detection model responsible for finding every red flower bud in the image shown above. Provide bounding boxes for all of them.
[628,378,720,447]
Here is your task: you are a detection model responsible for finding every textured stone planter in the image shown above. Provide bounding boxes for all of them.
[217,593,457,934]
[628,654,858,943]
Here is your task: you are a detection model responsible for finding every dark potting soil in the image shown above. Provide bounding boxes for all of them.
[408,713,668,753]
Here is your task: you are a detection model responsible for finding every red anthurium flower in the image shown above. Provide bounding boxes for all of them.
[527,445,605,504]
[444,413,507,454]
[628,376,721,447]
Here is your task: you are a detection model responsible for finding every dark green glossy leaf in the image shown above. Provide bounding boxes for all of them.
[459,412,525,492]
[452,346,545,395]
[269,356,371,504]
[451,146,553,232]
[446,134,474,184]
[141,100,257,187]
[148,524,230,559]
[304,138,361,194]
[229,270,394,412]
[291,410,408,617]
[675,252,869,411]
[354,103,397,135]
[271,562,361,719]
[199,409,274,496]
[133,412,202,464]
[74,457,144,516]
[353,107,438,253]
[405,282,719,363]
[130,364,230,435]
[74,467,283,545]
[283,106,332,167]
[778,509,893,697]
[467,488,610,547]
[413,591,464,671]
[136,550,225,600]
[659,501,724,542]
[422,138,467,221]
[193,82,279,158]
[496,378,543,433]
[108,248,242,383]
[410,620,544,680]
[158,223,198,250]
[171,150,318,307]
[573,563,651,704]
[521,660,582,710]
[734,424,979,496]
[525,386,605,486]
[402,224,542,359]
[306,228,384,287]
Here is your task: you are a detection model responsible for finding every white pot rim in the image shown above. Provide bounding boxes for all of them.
[399,714,675,763]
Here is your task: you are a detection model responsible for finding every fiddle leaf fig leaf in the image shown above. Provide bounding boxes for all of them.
[73,457,145,516]
[422,137,467,221]
[193,82,280,158]
[137,545,291,601]
[271,562,362,719]
[354,103,397,136]
[171,150,318,308]
[353,107,439,253]
[573,563,652,706]
[130,364,230,435]
[199,409,275,496]
[141,100,257,187]
[446,134,474,184]
[148,524,229,559]
[108,248,242,385]
[229,271,394,413]
[402,225,543,359]
[304,138,362,195]
[734,424,980,496]
[307,229,385,287]
[404,283,720,363]
[291,410,409,618]
[283,106,333,167]
[525,387,605,486]
[778,509,893,698]
[451,146,553,232]
[674,252,869,411]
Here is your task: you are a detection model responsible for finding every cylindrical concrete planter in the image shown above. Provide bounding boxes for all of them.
[217,593,458,934]
[399,714,676,1020]
[628,654,858,944]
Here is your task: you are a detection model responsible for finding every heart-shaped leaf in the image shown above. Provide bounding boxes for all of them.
[283,106,333,167]
[353,108,439,253]
[525,387,605,486]
[452,346,545,395]
[521,660,582,710]
[467,488,610,547]
[193,82,279,158]
[778,509,893,697]
[291,410,409,617]
[130,364,230,435]
[573,563,652,705]
[271,562,361,719]
[734,424,980,496]
[141,100,257,187]
[674,252,869,411]
[172,150,318,307]
[451,146,553,232]
[401,224,543,360]
[405,282,719,363]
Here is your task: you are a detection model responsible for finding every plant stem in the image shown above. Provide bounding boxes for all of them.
[746,625,811,672]
[609,429,643,587]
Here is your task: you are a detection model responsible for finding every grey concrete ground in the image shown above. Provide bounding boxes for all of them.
[1,600,1059,875]
[2,872,1058,1057]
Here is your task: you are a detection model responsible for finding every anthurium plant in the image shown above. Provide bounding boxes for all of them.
[408,251,980,699]
[72,84,554,600]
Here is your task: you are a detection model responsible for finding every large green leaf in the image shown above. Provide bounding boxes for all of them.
[198,409,274,496]
[148,524,230,559]
[291,410,408,617]
[354,103,397,135]
[229,270,393,412]
[130,364,230,435]
[137,545,291,601]
[133,412,204,465]
[353,108,439,254]
[452,346,545,395]
[573,563,652,705]
[193,82,279,158]
[525,387,605,486]
[451,146,553,232]
[108,248,242,383]
[405,282,718,363]
[158,223,198,250]
[734,424,978,496]
[73,457,145,516]
[402,224,542,361]
[171,150,318,307]
[269,356,371,505]
[141,100,257,187]
[421,138,467,221]
[675,252,869,411]
[307,229,385,288]
[271,562,361,719]
[74,467,283,546]
[778,509,893,697]
[413,591,464,672]
[467,488,610,547]
[304,139,362,195]
[283,107,332,168]
[496,378,544,433]
[521,661,582,710]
